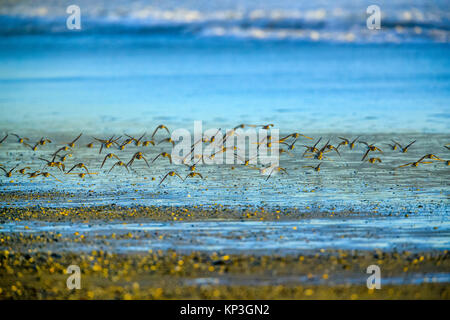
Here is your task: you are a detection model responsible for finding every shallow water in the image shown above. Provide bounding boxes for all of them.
[1,216,449,253]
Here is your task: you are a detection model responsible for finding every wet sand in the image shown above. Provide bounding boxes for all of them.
[1,246,449,299]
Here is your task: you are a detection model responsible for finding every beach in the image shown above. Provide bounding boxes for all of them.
[0,0,449,300]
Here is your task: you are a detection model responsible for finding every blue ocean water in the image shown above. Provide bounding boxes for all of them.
[0,0,449,133]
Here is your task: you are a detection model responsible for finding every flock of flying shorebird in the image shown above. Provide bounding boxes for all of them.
[0,123,449,185]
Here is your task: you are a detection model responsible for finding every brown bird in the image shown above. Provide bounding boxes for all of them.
[38,172,61,182]
[28,171,41,178]
[264,166,288,181]
[108,161,129,173]
[152,152,172,164]
[307,139,330,160]
[67,133,82,148]
[325,144,341,157]
[301,137,322,157]
[125,132,146,147]
[0,134,8,146]
[159,171,183,185]
[280,132,313,142]
[93,135,122,154]
[18,167,31,175]
[234,153,258,166]
[58,153,72,162]
[303,163,322,172]
[393,140,416,153]
[142,140,156,147]
[158,137,176,147]
[360,142,383,161]
[397,160,433,168]
[67,163,90,174]
[11,134,29,144]
[202,128,222,144]
[127,152,150,168]
[0,165,18,177]
[417,154,444,162]
[100,153,121,169]
[38,137,52,145]
[366,157,382,164]
[184,172,203,181]
[281,138,298,151]
[39,156,65,172]
[52,146,72,157]
[23,141,40,151]
[385,142,398,151]
[151,124,170,138]
[337,136,359,149]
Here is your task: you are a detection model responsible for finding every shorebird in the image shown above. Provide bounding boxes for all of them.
[100,153,121,169]
[359,142,383,161]
[108,161,129,173]
[67,163,90,174]
[393,140,416,153]
[385,142,398,151]
[18,167,31,175]
[301,137,322,157]
[38,156,65,172]
[142,140,156,147]
[303,163,322,172]
[337,136,359,149]
[152,152,172,164]
[125,133,146,147]
[366,157,382,164]
[233,124,273,131]
[281,138,298,151]
[203,128,222,144]
[0,134,8,146]
[159,171,183,185]
[325,143,341,157]
[28,171,41,178]
[38,137,52,145]
[280,132,313,142]
[118,137,134,150]
[39,172,61,182]
[0,165,18,177]
[58,153,72,162]
[417,154,444,162]
[234,153,258,166]
[23,141,40,151]
[52,146,72,157]
[93,135,121,154]
[11,134,29,144]
[210,146,238,159]
[264,166,288,181]
[128,152,150,168]
[184,172,203,181]
[67,133,82,148]
[158,137,176,147]
[305,139,330,160]
[397,160,433,168]
[151,124,170,138]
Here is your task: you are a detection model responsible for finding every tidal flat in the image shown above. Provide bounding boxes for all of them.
[0,132,449,299]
